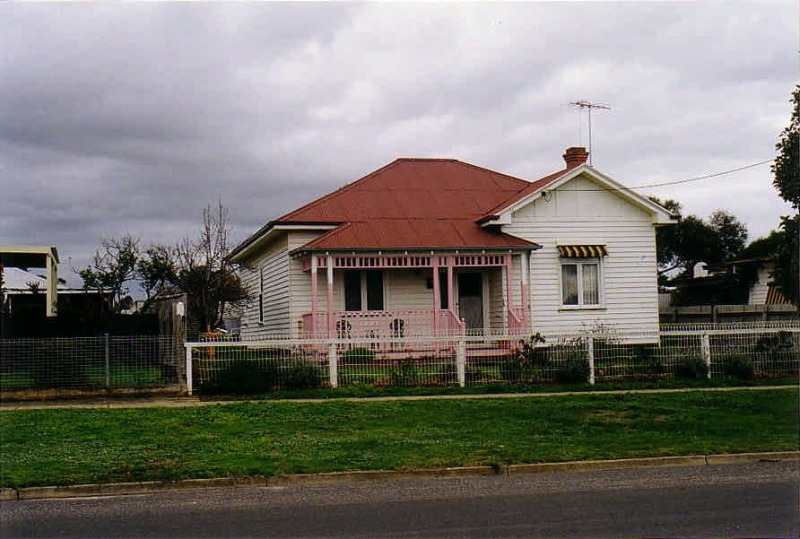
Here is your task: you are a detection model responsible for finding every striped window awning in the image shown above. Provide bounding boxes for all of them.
[765,286,792,306]
[558,244,608,258]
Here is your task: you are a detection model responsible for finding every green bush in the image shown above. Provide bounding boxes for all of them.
[723,355,755,381]
[675,357,709,380]
[341,347,375,364]
[390,358,421,387]
[555,357,590,384]
[434,363,486,385]
[199,360,279,395]
[500,333,548,383]
[280,359,323,390]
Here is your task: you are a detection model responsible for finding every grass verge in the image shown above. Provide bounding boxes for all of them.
[1,388,797,488]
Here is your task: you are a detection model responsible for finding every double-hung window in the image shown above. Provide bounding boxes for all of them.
[344,270,384,311]
[561,261,600,306]
[558,245,606,308]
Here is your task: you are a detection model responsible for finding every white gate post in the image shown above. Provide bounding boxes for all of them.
[328,341,339,388]
[456,337,466,387]
[185,344,194,395]
[701,333,712,379]
[587,335,595,385]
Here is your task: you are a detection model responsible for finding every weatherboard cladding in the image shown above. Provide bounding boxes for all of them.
[273,158,542,252]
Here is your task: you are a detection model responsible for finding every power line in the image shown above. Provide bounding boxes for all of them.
[631,158,775,190]
[552,158,774,193]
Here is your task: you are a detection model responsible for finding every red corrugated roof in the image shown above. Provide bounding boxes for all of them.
[279,159,530,223]
[275,158,542,251]
[479,168,567,222]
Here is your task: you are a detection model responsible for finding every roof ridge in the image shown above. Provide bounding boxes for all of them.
[276,158,531,223]
[479,167,569,221]
[276,159,405,222]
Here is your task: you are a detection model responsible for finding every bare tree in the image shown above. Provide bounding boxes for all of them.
[174,199,247,331]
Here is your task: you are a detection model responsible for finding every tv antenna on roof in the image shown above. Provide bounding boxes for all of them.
[570,100,611,166]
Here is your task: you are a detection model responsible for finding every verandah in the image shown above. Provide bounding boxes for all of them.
[301,251,531,338]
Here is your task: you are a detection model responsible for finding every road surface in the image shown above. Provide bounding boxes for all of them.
[1,461,797,538]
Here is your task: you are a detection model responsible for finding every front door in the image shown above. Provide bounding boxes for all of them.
[458,273,484,330]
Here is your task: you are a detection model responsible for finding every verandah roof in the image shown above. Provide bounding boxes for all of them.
[295,219,539,254]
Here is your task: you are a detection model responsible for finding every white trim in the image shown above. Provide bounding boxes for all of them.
[484,165,676,227]
[231,225,338,263]
[559,258,604,308]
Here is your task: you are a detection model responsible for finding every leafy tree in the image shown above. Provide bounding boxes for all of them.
[709,210,748,262]
[773,85,800,209]
[79,201,247,327]
[771,85,800,304]
[78,235,140,313]
[650,197,748,278]
[137,244,177,302]
[739,230,784,260]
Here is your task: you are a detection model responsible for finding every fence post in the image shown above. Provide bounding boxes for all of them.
[456,337,466,387]
[587,334,595,385]
[328,341,339,388]
[701,333,712,379]
[104,333,111,389]
[185,345,194,395]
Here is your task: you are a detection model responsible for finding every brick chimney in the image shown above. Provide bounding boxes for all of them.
[563,146,589,168]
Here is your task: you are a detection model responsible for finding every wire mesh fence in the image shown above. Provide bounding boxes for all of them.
[0,335,183,395]
[2,322,796,398]
[185,323,800,394]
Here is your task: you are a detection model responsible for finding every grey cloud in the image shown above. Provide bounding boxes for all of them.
[1,2,796,284]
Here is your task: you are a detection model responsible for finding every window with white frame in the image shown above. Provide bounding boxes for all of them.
[561,260,601,306]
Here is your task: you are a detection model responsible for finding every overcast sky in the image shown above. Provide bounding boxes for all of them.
[1,2,796,285]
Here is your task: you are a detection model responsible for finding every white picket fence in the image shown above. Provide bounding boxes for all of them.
[184,322,800,394]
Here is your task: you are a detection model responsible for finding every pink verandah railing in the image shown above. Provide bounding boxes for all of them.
[507,307,527,336]
[302,310,466,339]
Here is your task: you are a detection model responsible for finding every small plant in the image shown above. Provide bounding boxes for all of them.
[723,355,755,381]
[341,347,375,364]
[390,358,421,387]
[675,356,709,380]
[755,331,797,377]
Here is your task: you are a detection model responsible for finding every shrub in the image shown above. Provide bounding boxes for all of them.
[555,357,591,384]
[199,360,279,395]
[635,345,664,375]
[723,355,755,381]
[280,359,323,390]
[341,347,375,364]
[390,358,421,387]
[434,363,486,385]
[501,333,548,383]
[675,356,709,380]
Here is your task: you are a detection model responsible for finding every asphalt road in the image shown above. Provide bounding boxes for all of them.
[2,461,797,538]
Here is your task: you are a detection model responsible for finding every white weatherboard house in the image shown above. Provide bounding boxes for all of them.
[230,147,676,344]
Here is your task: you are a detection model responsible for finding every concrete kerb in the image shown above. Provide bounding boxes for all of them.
[3,451,798,501]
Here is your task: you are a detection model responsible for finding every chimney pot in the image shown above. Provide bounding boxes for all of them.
[563,146,589,168]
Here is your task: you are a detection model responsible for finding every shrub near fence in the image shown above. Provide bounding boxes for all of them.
[0,335,182,394]
[185,322,800,394]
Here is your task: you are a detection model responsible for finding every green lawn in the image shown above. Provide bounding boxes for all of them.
[1,388,797,488]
